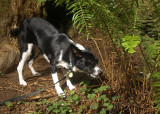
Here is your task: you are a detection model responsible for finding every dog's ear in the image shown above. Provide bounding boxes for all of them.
[70,44,83,58]
[86,47,91,52]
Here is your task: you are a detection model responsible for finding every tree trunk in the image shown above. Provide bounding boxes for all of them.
[0,0,42,73]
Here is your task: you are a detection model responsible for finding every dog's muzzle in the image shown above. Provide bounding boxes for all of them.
[91,66,103,78]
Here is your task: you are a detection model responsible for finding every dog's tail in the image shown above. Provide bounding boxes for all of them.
[10,28,20,37]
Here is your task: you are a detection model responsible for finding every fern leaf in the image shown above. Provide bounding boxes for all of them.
[122,35,141,53]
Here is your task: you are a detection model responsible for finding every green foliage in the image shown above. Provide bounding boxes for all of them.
[142,39,160,67]
[24,82,117,113]
[67,0,93,37]
[37,0,46,4]
[122,35,141,53]
[90,103,98,109]
[37,0,160,113]
[0,71,7,76]
[149,1,160,111]
[83,83,116,112]
[5,102,12,107]
[151,72,160,111]
[48,0,139,40]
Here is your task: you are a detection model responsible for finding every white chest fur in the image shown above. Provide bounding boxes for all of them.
[57,61,69,69]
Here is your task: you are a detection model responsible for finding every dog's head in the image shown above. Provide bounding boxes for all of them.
[71,44,103,78]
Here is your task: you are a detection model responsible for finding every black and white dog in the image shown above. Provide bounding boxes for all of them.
[10,18,102,96]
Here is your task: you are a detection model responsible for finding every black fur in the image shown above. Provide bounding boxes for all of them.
[10,17,102,95]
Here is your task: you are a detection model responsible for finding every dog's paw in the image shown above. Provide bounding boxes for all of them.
[57,89,65,97]
[58,91,65,97]
[33,72,41,76]
[20,80,27,86]
[69,85,75,90]
[59,92,66,97]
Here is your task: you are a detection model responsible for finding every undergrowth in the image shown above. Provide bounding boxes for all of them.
[5,81,118,113]
[41,82,116,113]
[0,71,6,77]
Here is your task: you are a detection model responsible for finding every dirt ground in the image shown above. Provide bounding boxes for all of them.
[0,37,104,113]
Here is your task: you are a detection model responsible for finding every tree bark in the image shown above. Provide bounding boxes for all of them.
[0,0,42,73]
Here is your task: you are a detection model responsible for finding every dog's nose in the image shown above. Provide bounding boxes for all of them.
[98,70,103,76]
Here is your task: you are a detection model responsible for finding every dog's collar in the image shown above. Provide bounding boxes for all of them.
[69,62,73,71]
[68,61,73,78]
[69,52,73,71]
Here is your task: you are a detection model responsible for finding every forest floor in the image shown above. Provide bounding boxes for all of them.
[0,36,104,113]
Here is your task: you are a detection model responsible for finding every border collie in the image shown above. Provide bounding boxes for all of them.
[10,17,102,96]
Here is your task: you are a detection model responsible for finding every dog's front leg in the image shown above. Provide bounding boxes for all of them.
[50,64,65,97]
[52,73,65,96]
[66,77,75,90]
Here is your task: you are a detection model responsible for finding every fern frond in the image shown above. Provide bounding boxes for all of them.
[67,0,93,39]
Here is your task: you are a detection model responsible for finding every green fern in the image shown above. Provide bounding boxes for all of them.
[37,0,160,112]
[122,35,141,53]
[68,0,93,37]
[151,72,160,111]
[53,0,140,40]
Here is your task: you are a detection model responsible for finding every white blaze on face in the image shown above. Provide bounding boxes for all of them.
[91,65,102,78]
